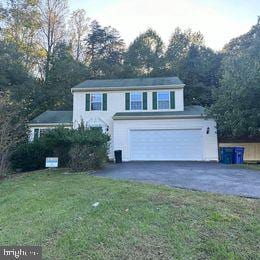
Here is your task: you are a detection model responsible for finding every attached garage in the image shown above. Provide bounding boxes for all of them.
[112,107,219,162]
[129,129,203,161]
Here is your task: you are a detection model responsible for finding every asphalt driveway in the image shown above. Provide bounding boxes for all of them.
[94,162,260,198]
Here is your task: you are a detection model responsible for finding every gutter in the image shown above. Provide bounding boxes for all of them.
[71,84,185,93]
[113,114,206,120]
[28,123,73,127]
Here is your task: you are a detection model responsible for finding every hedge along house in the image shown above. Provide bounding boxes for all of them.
[29,77,219,161]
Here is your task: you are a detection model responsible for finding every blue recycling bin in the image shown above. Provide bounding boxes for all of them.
[220,147,234,164]
[233,147,245,164]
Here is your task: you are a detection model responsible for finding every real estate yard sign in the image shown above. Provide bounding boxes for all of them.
[45,157,58,168]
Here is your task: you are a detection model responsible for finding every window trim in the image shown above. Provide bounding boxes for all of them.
[130,92,143,110]
[157,91,170,110]
[90,93,103,111]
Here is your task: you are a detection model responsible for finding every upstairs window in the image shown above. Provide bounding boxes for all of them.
[91,93,102,110]
[158,91,170,109]
[130,92,142,110]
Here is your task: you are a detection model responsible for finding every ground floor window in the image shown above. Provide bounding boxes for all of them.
[34,129,40,140]
[33,128,51,140]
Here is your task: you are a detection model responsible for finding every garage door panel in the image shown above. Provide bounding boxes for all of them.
[130,129,203,161]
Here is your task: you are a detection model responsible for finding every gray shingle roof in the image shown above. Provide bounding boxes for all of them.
[113,106,205,119]
[30,111,73,125]
[72,77,184,90]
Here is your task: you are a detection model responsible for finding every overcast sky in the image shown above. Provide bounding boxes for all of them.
[68,0,259,50]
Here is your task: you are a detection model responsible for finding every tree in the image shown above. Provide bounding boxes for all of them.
[0,3,7,34]
[1,0,41,71]
[165,28,221,106]
[37,0,68,80]
[179,45,222,106]
[0,41,40,118]
[85,20,125,78]
[165,27,204,75]
[210,19,260,138]
[43,42,89,110]
[68,9,89,62]
[223,17,260,55]
[124,29,164,77]
[0,92,27,175]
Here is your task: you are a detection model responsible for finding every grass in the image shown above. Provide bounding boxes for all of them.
[232,163,260,171]
[0,170,259,260]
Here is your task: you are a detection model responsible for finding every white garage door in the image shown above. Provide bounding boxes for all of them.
[129,129,203,161]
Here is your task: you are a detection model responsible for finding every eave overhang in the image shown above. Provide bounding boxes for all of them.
[71,84,185,93]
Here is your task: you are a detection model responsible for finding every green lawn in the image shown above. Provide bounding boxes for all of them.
[233,164,260,171]
[0,170,259,259]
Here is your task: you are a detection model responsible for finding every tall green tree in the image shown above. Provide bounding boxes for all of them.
[210,19,260,138]
[85,20,125,78]
[0,41,40,117]
[124,29,164,77]
[43,42,89,110]
[165,28,221,106]
[0,91,27,175]
[165,27,204,74]
[179,45,222,105]
[1,0,41,71]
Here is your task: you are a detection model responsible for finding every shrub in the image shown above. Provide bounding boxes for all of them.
[68,125,110,171]
[10,140,52,172]
[40,127,73,167]
[69,143,108,171]
[10,125,110,172]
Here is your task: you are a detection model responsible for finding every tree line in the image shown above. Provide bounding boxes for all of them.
[0,0,259,173]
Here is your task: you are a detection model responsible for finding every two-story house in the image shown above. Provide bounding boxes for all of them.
[29,77,218,161]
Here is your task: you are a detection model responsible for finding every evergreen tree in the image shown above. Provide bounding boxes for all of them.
[124,29,164,77]
[85,20,125,78]
[43,42,89,110]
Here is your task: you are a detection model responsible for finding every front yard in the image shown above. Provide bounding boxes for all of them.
[0,170,259,259]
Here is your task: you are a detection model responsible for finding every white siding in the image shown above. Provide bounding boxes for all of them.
[73,88,184,125]
[73,88,185,156]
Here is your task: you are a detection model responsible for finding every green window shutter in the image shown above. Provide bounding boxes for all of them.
[85,93,90,111]
[125,93,130,110]
[152,92,157,110]
[143,92,147,110]
[102,93,107,111]
[170,91,175,109]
